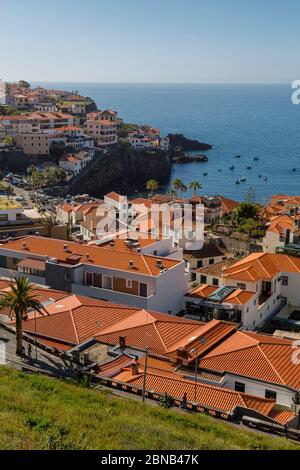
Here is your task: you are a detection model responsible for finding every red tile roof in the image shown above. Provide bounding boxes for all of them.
[0,236,182,276]
[201,330,300,389]
[224,252,300,282]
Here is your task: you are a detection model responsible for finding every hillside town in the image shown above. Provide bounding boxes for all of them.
[1,80,300,442]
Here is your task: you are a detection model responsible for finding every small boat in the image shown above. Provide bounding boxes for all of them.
[253,157,259,161]
[230,165,235,170]
[247,166,252,170]
[292,168,297,172]
[258,174,262,178]
[240,177,246,182]
[235,179,241,184]
[264,177,268,181]
[218,169,222,172]
[235,155,241,159]
[203,172,208,176]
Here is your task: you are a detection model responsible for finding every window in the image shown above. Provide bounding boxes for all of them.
[265,389,277,400]
[281,276,288,286]
[102,275,112,290]
[126,279,132,289]
[209,258,214,265]
[212,278,219,286]
[85,272,93,286]
[237,283,246,290]
[200,275,207,284]
[197,260,203,268]
[235,382,245,393]
[281,296,287,306]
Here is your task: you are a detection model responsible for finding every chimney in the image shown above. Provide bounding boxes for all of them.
[129,260,134,268]
[176,346,188,365]
[156,259,164,269]
[63,244,68,252]
[119,336,126,349]
[86,253,90,260]
[110,240,115,247]
[131,358,139,375]
[22,242,27,250]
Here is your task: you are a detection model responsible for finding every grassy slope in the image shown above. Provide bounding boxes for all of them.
[0,366,298,450]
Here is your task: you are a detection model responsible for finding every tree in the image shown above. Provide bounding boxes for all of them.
[179,182,187,198]
[189,181,202,197]
[172,178,183,198]
[0,277,48,355]
[245,187,256,204]
[4,136,14,146]
[146,179,159,198]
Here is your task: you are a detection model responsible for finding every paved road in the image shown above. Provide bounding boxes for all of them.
[0,325,78,378]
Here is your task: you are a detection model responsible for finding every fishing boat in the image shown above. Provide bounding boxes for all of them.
[230,165,235,170]
[240,177,246,182]
[235,179,240,184]
[247,166,252,170]
[203,172,208,176]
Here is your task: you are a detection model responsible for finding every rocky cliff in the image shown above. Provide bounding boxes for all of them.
[67,145,171,197]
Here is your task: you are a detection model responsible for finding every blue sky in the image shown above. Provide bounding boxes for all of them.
[1,0,300,83]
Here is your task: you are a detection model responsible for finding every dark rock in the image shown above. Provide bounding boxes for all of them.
[168,133,213,152]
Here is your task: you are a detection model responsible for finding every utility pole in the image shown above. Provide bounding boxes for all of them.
[142,346,149,403]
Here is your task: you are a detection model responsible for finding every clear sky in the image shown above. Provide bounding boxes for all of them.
[1,0,299,83]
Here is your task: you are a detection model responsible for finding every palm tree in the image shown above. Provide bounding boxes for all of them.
[172,178,183,198]
[189,181,202,197]
[0,277,48,356]
[5,184,14,200]
[179,182,187,198]
[146,179,159,198]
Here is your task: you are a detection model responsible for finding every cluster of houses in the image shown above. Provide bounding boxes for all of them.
[1,189,300,429]
[2,82,300,431]
[0,82,171,182]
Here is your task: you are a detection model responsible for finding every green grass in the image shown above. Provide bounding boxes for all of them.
[0,366,298,450]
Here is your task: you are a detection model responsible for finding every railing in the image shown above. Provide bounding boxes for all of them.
[90,373,232,422]
[242,416,300,442]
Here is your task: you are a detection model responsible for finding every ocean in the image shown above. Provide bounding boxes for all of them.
[37,83,300,203]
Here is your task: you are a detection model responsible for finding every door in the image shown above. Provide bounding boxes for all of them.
[139,283,148,297]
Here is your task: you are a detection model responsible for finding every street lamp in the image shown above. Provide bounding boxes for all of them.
[191,337,206,403]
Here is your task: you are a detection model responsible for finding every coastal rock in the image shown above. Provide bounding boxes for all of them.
[67,145,171,197]
[168,133,213,152]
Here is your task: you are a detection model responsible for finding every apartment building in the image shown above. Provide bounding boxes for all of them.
[86,118,117,146]
[0,236,187,313]
[15,132,49,156]
[185,252,300,329]
[59,148,94,176]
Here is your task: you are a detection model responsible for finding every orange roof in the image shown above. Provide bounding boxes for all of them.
[96,316,238,361]
[223,289,255,305]
[0,236,182,276]
[105,192,125,202]
[267,214,293,235]
[201,330,300,389]
[220,196,239,215]
[224,252,300,282]
[116,366,276,417]
[188,284,217,299]
[56,126,82,132]
[187,284,255,306]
